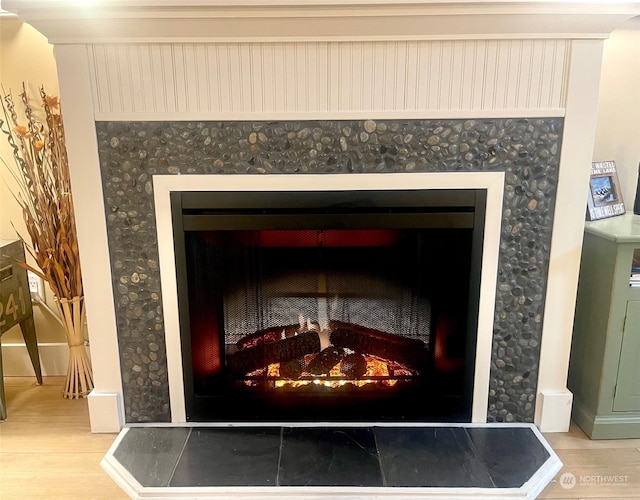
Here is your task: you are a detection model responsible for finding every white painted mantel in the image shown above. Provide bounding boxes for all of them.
[5,1,640,433]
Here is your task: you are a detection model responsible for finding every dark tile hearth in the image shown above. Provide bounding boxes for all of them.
[102,423,560,498]
[279,427,382,487]
[172,427,282,487]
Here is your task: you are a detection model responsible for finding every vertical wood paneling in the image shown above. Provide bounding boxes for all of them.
[164,46,178,113]
[361,43,375,111]
[205,45,220,113]
[126,45,142,114]
[415,42,429,110]
[272,44,287,112]
[116,46,133,113]
[148,45,166,112]
[552,40,569,110]
[103,45,121,113]
[460,41,477,110]
[404,42,418,112]
[539,40,558,109]
[193,45,209,113]
[294,44,307,112]
[372,43,385,110]
[394,42,408,111]
[328,43,340,112]
[217,45,232,113]
[382,43,395,110]
[227,44,242,112]
[249,45,262,113]
[440,41,454,110]
[89,40,570,117]
[427,42,442,110]
[259,44,273,113]
[305,44,317,113]
[316,43,329,112]
[172,45,187,113]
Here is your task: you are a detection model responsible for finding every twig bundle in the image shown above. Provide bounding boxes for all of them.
[1,84,82,299]
[1,84,93,398]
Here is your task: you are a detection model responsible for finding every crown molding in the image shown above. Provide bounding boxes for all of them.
[3,1,640,43]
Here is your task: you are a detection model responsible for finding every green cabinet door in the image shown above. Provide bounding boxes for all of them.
[613,301,640,412]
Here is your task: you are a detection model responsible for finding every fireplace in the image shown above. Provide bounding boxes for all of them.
[172,189,485,421]
[8,0,636,433]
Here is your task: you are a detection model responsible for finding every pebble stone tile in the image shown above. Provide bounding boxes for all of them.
[95,118,562,423]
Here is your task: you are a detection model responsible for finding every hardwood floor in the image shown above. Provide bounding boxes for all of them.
[1,376,639,499]
[539,422,640,499]
[0,377,126,499]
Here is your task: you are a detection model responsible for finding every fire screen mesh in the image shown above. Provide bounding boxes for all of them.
[177,190,482,422]
[223,242,432,346]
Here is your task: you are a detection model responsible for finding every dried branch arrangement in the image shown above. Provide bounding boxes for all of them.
[0,83,93,398]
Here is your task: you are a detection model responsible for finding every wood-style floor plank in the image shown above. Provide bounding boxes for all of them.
[538,448,640,498]
[539,422,640,498]
[0,377,126,499]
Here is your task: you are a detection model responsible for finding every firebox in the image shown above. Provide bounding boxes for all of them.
[172,189,485,422]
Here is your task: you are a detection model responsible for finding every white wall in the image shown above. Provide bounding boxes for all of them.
[593,18,640,209]
[0,18,68,374]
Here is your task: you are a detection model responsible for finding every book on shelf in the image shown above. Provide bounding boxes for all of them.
[586,161,626,221]
[631,250,640,286]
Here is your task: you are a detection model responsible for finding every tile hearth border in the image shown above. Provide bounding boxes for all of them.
[101,422,561,499]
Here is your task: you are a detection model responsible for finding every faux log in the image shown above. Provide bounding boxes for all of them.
[306,346,346,375]
[279,357,307,379]
[236,324,302,349]
[340,352,368,378]
[329,321,429,371]
[228,330,321,375]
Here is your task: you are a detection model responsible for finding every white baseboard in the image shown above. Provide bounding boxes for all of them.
[536,389,574,432]
[88,390,124,433]
[0,342,70,377]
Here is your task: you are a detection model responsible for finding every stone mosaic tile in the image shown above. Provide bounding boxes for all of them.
[95,118,562,423]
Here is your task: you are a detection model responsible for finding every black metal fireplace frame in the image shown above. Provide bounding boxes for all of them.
[171,188,486,422]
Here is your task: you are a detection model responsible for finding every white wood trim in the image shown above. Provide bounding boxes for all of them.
[88,40,570,118]
[0,342,69,377]
[154,172,504,424]
[88,391,124,433]
[5,1,639,44]
[534,39,607,432]
[54,45,126,429]
[93,109,567,122]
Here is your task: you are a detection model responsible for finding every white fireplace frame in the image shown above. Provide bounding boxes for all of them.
[7,0,640,433]
[153,172,505,423]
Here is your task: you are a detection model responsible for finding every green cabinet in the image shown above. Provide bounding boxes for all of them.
[569,213,640,439]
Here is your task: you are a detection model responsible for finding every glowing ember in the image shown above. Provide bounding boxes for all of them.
[267,354,405,389]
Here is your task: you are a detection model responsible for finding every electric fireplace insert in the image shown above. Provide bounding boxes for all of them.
[172,189,486,422]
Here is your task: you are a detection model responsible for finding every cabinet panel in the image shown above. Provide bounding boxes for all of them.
[613,301,640,412]
[570,214,640,438]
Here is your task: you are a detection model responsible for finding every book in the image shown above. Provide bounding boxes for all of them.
[586,160,626,221]
[629,250,640,286]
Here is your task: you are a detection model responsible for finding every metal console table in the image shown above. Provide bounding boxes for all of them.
[0,239,42,419]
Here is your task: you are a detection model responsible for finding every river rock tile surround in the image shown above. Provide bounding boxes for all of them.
[95,118,562,423]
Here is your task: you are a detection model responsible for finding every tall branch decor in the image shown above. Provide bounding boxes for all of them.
[0,84,93,398]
